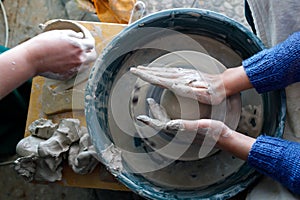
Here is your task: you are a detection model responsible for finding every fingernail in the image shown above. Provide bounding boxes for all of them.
[136,115,150,124]
[166,120,185,132]
[130,67,136,72]
[75,32,84,39]
[146,98,155,105]
[137,65,146,69]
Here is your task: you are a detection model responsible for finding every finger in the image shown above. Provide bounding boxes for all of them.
[169,83,200,100]
[194,119,232,138]
[137,65,195,74]
[133,67,182,79]
[194,88,214,104]
[60,30,95,50]
[165,119,185,133]
[61,24,96,49]
[60,29,84,39]
[188,80,209,88]
[136,115,165,131]
[136,66,197,78]
[130,68,174,88]
[81,49,97,64]
[171,83,215,105]
[177,120,203,132]
[174,119,220,135]
[71,37,95,50]
[147,98,170,122]
[136,67,211,88]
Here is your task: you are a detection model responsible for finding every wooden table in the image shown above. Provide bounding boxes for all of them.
[25,20,130,190]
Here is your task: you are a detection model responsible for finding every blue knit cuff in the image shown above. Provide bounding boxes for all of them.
[243,31,300,93]
[248,135,300,194]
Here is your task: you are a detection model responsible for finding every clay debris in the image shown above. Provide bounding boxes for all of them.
[14,118,100,182]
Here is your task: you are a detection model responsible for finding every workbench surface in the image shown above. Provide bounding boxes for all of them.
[25,21,129,190]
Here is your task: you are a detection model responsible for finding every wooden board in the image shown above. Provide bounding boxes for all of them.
[25,21,130,190]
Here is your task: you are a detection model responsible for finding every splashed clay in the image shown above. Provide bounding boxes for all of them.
[101,144,123,173]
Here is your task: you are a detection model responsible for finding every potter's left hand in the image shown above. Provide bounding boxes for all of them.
[24,29,97,80]
[130,66,226,105]
[137,98,232,142]
[137,98,255,160]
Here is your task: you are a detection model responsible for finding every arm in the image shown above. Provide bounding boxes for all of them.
[243,31,300,93]
[130,32,300,103]
[0,30,96,99]
[130,65,253,105]
[137,98,255,160]
[248,136,300,195]
[198,121,300,195]
[181,120,300,195]
[217,31,300,96]
[222,66,253,97]
[138,98,300,194]
[180,119,256,161]
[140,112,300,194]
[0,42,36,99]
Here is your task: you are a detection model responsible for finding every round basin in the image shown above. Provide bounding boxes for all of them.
[85,8,285,200]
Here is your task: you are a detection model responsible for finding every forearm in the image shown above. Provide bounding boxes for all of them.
[0,42,37,99]
[217,131,300,194]
[248,136,300,194]
[221,31,300,96]
[216,130,255,160]
[181,119,255,160]
[243,31,300,93]
[222,66,253,97]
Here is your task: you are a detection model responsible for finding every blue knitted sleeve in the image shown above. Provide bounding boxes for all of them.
[243,31,300,93]
[248,135,300,194]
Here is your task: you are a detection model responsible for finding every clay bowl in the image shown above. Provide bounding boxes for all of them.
[85,9,285,200]
[41,19,90,37]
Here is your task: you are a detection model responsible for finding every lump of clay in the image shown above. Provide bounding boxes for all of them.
[28,118,57,139]
[38,118,81,157]
[16,135,46,157]
[34,157,63,182]
[13,155,37,182]
[13,155,63,182]
[38,130,73,158]
[68,126,99,174]
[56,118,81,142]
[15,117,100,181]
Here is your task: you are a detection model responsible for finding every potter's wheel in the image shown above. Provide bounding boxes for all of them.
[85,8,285,200]
[107,50,261,189]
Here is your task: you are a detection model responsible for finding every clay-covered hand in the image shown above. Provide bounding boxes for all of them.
[130,66,226,105]
[137,98,232,142]
[24,29,97,80]
[137,99,254,160]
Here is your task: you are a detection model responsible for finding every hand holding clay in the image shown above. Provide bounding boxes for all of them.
[130,66,226,105]
[137,98,232,142]
[24,29,97,80]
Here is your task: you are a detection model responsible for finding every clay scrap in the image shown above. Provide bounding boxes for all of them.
[14,118,100,182]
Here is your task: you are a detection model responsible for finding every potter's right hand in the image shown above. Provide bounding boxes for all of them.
[23,29,97,80]
[130,66,226,105]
